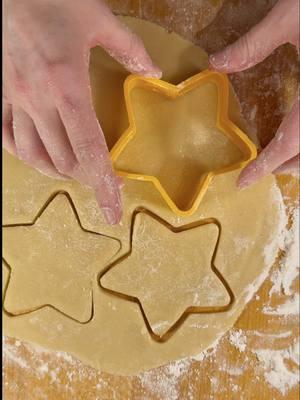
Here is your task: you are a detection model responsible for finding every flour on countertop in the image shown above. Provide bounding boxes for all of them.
[3,196,299,399]
[244,185,288,304]
[3,339,30,370]
[253,341,300,395]
[228,330,247,352]
[139,358,191,400]
[269,208,299,297]
[263,293,300,316]
[252,206,300,395]
[253,330,292,339]
[263,190,288,268]
[220,365,244,376]
[263,206,300,316]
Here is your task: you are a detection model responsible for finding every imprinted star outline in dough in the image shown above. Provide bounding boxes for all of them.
[110,70,257,216]
[99,208,235,343]
[2,191,121,324]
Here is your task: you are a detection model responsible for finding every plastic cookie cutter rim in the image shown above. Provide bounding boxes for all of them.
[110,70,257,217]
[98,207,235,343]
[2,190,121,324]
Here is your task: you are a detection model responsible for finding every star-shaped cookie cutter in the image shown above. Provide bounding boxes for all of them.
[99,208,235,343]
[2,190,121,324]
[111,70,257,216]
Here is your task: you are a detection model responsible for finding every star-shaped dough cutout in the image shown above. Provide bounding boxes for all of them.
[111,71,256,216]
[3,192,120,323]
[100,209,234,341]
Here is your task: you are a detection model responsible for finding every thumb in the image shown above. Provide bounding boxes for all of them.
[209,0,299,73]
[237,98,300,188]
[94,5,162,78]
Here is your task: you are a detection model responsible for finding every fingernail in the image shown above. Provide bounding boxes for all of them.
[209,48,230,70]
[237,178,251,190]
[116,176,125,189]
[141,63,162,79]
[116,51,162,79]
[148,65,162,79]
[237,169,252,190]
[145,70,162,79]
[102,207,118,225]
[237,169,258,190]
[142,52,162,78]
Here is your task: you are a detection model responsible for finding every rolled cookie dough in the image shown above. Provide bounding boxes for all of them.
[3,17,286,374]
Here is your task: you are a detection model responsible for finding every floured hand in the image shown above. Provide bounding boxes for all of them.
[209,0,299,187]
[2,0,161,224]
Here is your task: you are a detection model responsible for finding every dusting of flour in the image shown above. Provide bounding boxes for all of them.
[253,205,300,395]
[228,330,247,353]
[262,207,300,317]
[253,341,300,395]
[4,196,299,399]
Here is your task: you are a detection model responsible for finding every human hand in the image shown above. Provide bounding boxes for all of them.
[3,0,161,224]
[209,0,299,188]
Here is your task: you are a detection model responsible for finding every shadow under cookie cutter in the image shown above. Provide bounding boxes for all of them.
[2,190,121,324]
[110,70,257,217]
[98,207,235,343]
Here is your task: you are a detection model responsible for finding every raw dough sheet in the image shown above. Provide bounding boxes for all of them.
[2,17,286,375]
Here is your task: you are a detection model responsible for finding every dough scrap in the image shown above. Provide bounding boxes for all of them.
[3,17,286,374]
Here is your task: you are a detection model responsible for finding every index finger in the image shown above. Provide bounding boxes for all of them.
[53,69,122,225]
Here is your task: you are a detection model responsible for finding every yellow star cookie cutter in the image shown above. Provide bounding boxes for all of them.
[111,70,257,216]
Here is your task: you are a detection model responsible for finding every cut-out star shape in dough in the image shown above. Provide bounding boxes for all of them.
[100,210,233,340]
[3,192,120,323]
[111,72,256,215]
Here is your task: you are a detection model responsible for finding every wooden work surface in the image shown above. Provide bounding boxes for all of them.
[3,1,300,399]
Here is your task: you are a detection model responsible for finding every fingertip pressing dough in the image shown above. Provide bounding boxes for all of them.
[2,17,286,374]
